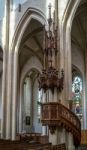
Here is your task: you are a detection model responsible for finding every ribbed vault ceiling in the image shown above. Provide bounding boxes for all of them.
[71,0,87,52]
[19,19,43,71]
[19,0,87,73]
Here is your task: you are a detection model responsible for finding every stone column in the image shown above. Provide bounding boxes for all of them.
[48,88,58,145]
[58,15,72,105]
[11,52,18,140]
[5,0,15,140]
[1,50,7,138]
[49,130,58,145]
[65,27,72,101]
[59,20,72,103]
[33,79,39,132]
[49,127,66,145]
[22,81,26,132]
[57,127,66,144]
[6,51,13,139]
[30,79,34,132]
[1,0,10,139]
[49,89,53,102]
[67,132,75,150]
[19,82,24,133]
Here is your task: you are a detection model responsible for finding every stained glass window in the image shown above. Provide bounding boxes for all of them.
[72,76,82,118]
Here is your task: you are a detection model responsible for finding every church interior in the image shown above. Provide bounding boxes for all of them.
[0,0,87,150]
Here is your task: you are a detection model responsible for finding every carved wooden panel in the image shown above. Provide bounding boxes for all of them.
[81,130,87,145]
[41,102,81,145]
[52,143,66,150]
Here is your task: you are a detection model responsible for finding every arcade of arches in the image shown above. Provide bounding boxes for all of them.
[0,0,87,150]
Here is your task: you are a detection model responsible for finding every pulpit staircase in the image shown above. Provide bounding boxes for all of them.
[41,102,81,148]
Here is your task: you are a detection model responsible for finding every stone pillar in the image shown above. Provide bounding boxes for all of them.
[58,17,72,105]
[6,51,13,139]
[57,127,66,144]
[1,0,10,139]
[61,128,66,143]
[22,81,26,132]
[49,127,66,145]
[33,79,39,132]
[65,28,72,101]
[11,52,18,140]
[59,20,72,104]
[48,89,58,145]
[49,130,58,145]
[58,23,64,105]
[67,132,75,150]
[49,90,53,102]
[19,82,24,133]
[30,80,34,132]
[1,50,7,138]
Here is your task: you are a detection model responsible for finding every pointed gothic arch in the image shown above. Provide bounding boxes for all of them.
[9,8,46,139]
[59,0,82,101]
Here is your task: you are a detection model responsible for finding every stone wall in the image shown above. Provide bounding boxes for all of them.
[72,43,84,76]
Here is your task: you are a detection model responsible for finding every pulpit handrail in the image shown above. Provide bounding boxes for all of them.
[41,102,81,145]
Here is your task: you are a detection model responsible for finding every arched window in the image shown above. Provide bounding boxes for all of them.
[72,76,82,118]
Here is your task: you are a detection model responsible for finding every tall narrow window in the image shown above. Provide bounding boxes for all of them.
[72,76,82,119]
[37,90,42,123]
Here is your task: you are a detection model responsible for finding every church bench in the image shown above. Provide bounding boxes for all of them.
[0,139,51,150]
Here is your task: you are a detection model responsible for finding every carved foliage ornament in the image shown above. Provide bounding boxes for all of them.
[38,3,64,93]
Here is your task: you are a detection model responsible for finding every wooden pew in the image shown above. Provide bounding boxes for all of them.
[52,143,66,150]
[0,139,51,150]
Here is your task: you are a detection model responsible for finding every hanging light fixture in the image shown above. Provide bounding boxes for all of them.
[39,3,64,93]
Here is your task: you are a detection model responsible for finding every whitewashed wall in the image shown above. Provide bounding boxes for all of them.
[71,43,84,75]
[58,0,69,20]
[23,77,32,133]
[33,79,42,133]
